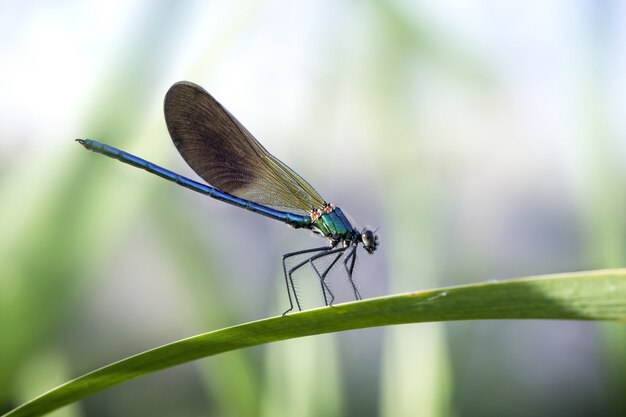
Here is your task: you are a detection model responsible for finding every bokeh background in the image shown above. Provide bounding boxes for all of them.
[1,1,625,416]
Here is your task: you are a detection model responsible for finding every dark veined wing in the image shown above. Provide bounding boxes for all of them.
[164,81,326,215]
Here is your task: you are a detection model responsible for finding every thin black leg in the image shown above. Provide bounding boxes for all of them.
[287,247,344,308]
[343,246,361,300]
[310,249,345,306]
[306,248,345,305]
[282,246,330,315]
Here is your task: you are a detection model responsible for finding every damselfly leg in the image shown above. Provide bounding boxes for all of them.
[343,246,361,300]
[310,249,346,306]
[282,246,331,315]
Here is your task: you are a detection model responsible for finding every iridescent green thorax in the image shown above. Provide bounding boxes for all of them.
[312,206,356,240]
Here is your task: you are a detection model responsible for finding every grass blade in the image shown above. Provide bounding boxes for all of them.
[4,269,626,417]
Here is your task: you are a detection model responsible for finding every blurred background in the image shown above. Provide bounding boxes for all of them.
[1,1,625,416]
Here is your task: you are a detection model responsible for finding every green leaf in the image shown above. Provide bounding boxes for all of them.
[5,269,626,417]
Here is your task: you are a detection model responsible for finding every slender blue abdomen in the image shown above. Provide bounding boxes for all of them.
[78,139,312,228]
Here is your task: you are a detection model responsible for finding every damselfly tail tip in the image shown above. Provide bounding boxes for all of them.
[76,138,93,150]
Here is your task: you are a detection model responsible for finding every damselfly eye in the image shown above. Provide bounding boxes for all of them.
[361,229,378,253]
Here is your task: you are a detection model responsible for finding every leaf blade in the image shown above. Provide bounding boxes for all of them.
[5,269,626,417]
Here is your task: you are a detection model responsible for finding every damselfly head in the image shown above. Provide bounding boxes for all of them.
[361,228,378,254]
